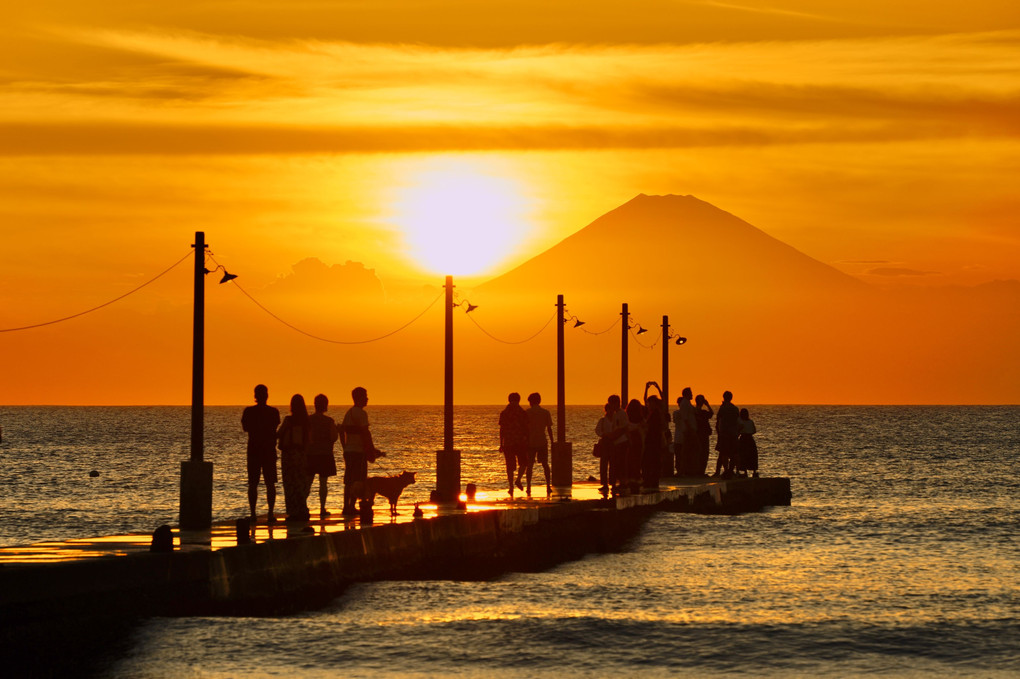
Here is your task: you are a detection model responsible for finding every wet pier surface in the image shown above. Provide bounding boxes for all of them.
[0,476,789,677]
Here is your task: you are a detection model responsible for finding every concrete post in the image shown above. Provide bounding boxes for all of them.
[180,231,212,530]
[621,303,629,404]
[551,294,572,487]
[661,315,669,407]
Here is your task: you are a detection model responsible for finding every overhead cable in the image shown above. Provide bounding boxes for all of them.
[465,311,557,345]
[229,281,443,345]
[0,251,192,333]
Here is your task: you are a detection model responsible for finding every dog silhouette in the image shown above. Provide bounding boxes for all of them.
[357,471,416,515]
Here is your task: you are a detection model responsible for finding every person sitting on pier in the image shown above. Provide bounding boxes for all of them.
[524,392,554,497]
[241,384,281,524]
[738,408,759,478]
[340,387,384,516]
[498,392,529,498]
[307,394,340,517]
[714,391,740,478]
[278,394,311,522]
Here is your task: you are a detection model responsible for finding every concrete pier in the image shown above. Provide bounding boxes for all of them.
[0,476,789,676]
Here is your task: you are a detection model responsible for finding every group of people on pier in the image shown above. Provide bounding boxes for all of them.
[241,384,382,524]
[595,384,758,496]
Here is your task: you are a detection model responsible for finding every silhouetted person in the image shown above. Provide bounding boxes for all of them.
[738,408,759,478]
[693,394,714,476]
[498,392,529,498]
[625,398,645,492]
[340,386,384,515]
[241,384,280,524]
[643,382,666,490]
[595,401,612,493]
[278,394,310,521]
[604,394,630,495]
[524,392,553,496]
[307,393,340,517]
[673,387,697,476]
[714,391,740,477]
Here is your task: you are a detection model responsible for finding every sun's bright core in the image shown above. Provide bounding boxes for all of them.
[391,158,532,276]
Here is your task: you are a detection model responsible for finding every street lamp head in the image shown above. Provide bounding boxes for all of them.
[204,264,237,284]
[675,336,687,346]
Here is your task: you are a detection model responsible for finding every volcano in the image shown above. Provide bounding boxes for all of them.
[475,194,865,308]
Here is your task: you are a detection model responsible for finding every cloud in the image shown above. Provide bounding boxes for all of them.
[866,267,940,277]
[262,258,385,302]
[2,27,1018,154]
[2,117,1017,156]
[16,0,1008,49]
[691,1,842,22]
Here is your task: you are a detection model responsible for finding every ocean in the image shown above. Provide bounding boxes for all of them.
[0,405,1017,677]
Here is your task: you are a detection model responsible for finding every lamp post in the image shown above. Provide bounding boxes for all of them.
[435,275,461,503]
[180,231,213,531]
[621,303,629,404]
[661,315,670,408]
[665,323,688,478]
[551,294,572,489]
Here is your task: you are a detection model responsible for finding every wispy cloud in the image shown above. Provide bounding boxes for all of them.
[689,1,838,22]
[1,26,1018,153]
[866,267,940,277]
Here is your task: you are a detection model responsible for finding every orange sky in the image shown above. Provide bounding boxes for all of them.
[1,1,1019,405]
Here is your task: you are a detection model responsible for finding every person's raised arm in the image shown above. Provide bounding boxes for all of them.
[644,381,662,401]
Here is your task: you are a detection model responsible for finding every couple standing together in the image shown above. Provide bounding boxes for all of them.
[498,392,554,498]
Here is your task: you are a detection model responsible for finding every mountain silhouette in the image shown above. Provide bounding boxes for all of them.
[475,193,865,309]
[456,194,1009,405]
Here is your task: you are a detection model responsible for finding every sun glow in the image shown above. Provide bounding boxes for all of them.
[390,157,533,276]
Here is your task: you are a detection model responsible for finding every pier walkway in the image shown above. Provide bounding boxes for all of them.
[0,476,790,567]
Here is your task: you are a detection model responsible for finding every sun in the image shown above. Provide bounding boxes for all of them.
[389,156,533,277]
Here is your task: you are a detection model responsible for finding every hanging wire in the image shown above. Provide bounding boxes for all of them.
[228,280,443,345]
[631,327,663,349]
[466,311,557,345]
[0,251,193,333]
[567,309,620,336]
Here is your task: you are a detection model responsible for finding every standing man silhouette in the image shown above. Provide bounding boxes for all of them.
[498,392,529,498]
[673,387,697,476]
[714,390,740,477]
[524,392,554,497]
[241,384,281,524]
[339,386,384,515]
